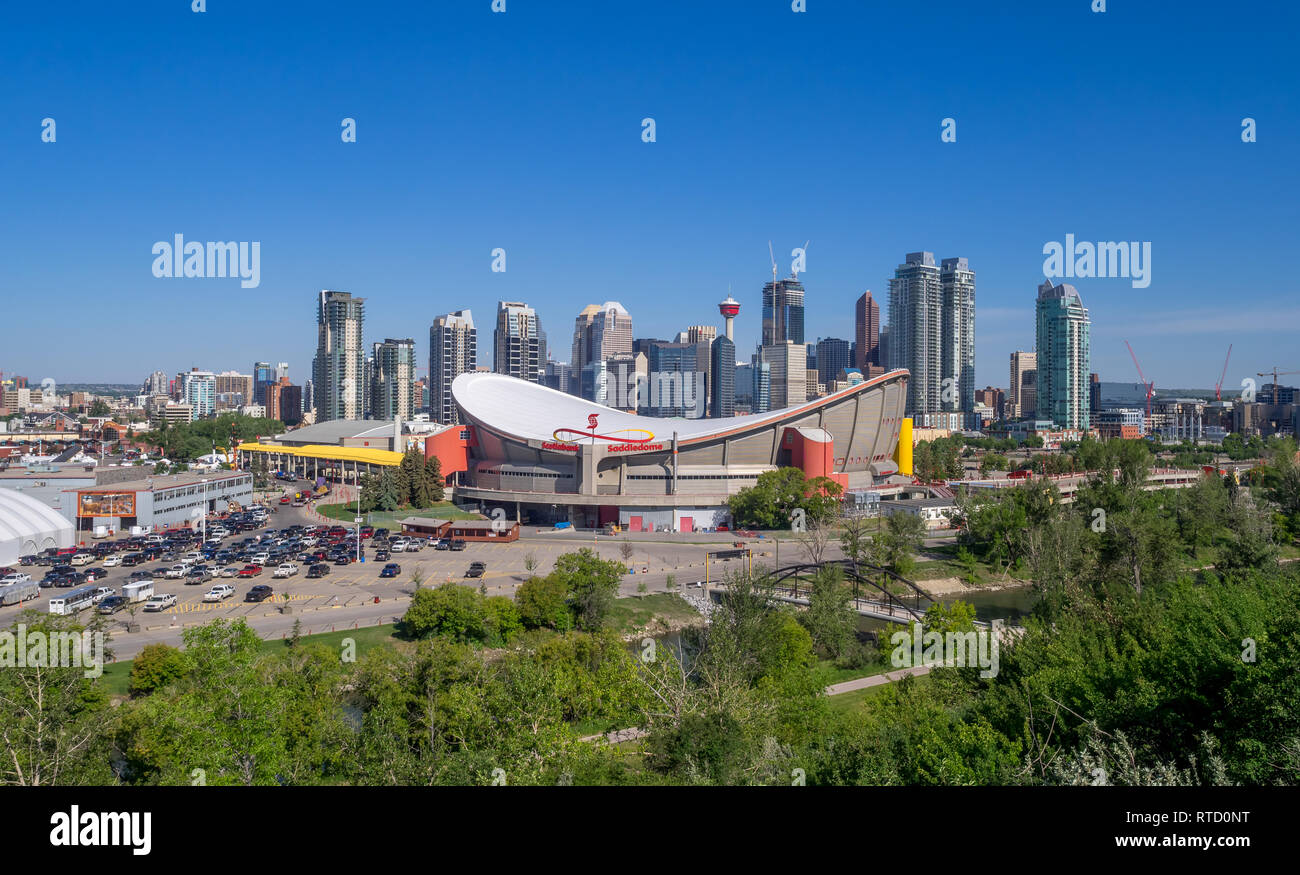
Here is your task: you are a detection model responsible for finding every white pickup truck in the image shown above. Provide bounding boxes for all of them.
[203,584,236,602]
[272,563,299,579]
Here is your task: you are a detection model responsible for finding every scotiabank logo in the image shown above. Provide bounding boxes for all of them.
[548,413,659,452]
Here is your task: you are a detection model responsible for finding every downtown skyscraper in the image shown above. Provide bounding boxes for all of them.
[370,338,416,421]
[571,302,633,375]
[886,252,975,419]
[854,291,882,375]
[761,277,805,347]
[1035,281,1091,429]
[493,301,545,383]
[312,290,365,422]
[430,310,476,425]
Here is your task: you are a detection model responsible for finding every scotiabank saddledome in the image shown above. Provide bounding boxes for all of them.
[450,370,909,531]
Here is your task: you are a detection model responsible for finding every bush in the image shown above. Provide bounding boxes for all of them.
[516,575,572,631]
[129,643,188,696]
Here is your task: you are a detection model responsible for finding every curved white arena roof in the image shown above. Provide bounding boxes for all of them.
[452,369,908,446]
[0,489,75,565]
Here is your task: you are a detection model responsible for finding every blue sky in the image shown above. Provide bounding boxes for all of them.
[3,0,1297,393]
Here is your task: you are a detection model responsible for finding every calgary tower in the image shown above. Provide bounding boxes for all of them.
[718,295,740,341]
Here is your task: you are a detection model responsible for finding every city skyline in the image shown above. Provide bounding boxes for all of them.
[4,2,1295,390]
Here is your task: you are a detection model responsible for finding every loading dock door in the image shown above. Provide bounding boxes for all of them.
[679,516,693,533]
[629,516,642,532]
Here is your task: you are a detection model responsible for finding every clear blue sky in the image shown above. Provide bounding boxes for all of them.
[3,0,1297,393]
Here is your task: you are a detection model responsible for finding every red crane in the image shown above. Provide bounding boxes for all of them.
[1124,340,1155,432]
[1215,344,1232,401]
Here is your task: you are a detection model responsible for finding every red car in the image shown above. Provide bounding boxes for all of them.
[279,497,291,505]
[237,564,263,578]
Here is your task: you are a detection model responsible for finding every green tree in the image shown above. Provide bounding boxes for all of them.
[727,467,843,529]
[548,549,624,632]
[377,468,402,512]
[423,454,445,503]
[516,574,573,631]
[129,643,189,696]
[401,585,487,642]
[0,614,115,785]
[400,447,425,507]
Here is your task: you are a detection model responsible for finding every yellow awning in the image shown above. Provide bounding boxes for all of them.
[237,442,403,466]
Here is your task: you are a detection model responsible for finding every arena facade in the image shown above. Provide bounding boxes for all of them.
[450,369,909,530]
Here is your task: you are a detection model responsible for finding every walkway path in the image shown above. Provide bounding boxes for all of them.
[825,665,931,696]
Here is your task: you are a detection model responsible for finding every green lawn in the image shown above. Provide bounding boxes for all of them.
[316,502,481,524]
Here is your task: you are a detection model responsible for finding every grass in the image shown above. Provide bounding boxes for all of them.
[605,593,702,634]
[316,502,481,524]
[818,658,894,686]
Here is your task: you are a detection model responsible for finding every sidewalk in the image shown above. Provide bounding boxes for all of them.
[825,665,931,696]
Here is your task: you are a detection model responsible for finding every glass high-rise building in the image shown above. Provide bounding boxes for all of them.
[940,257,976,414]
[430,310,476,425]
[887,252,975,418]
[815,337,851,388]
[493,301,545,383]
[761,278,805,347]
[571,302,632,376]
[370,338,416,421]
[710,335,735,418]
[312,290,366,422]
[855,291,881,373]
[1035,281,1091,429]
[253,361,273,405]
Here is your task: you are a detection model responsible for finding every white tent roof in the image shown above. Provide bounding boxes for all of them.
[0,489,75,566]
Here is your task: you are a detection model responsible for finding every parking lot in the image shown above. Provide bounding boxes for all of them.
[1,491,771,658]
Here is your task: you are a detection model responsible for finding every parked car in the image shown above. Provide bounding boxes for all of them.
[83,568,109,583]
[203,584,236,602]
[450,539,467,551]
[379,563,401,578]
[0,572,32,586]
[237,565,263,578]
[219,566,240,578]
[374,550,391,561]
[97,595,128,614]
[305,564,331,578]
[70,553,94,566]
[272,563,299,578]
[142,593,177,612]
[244,585,274,602]
[434,538,450,551]
[164,564,190,579]
[101,554,123,567]
[185,568,214,585]
[333,555,353,566]
[464,566,484,579]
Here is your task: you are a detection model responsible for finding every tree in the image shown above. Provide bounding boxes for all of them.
[400,447,425,507]
[799,565,859,662]
[129,643,189,696]
[0,614,116,785]
[377,469,401,512]
[401,585,487,642]
[727,467,843,530]
[88,398,111,418]
[516,575,572,631]
[878,511,926,576]
[548,549,624,632]
[423,454,445,503]
[620,540,634,562]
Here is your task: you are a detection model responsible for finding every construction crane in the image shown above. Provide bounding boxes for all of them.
[1124,340,1155,431]
[792,240,809,280]
[767,240,778,286]
[1255,367,1300,406]
[1215,344,1232,401]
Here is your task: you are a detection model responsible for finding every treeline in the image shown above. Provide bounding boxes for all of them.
[139,413,285,463]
